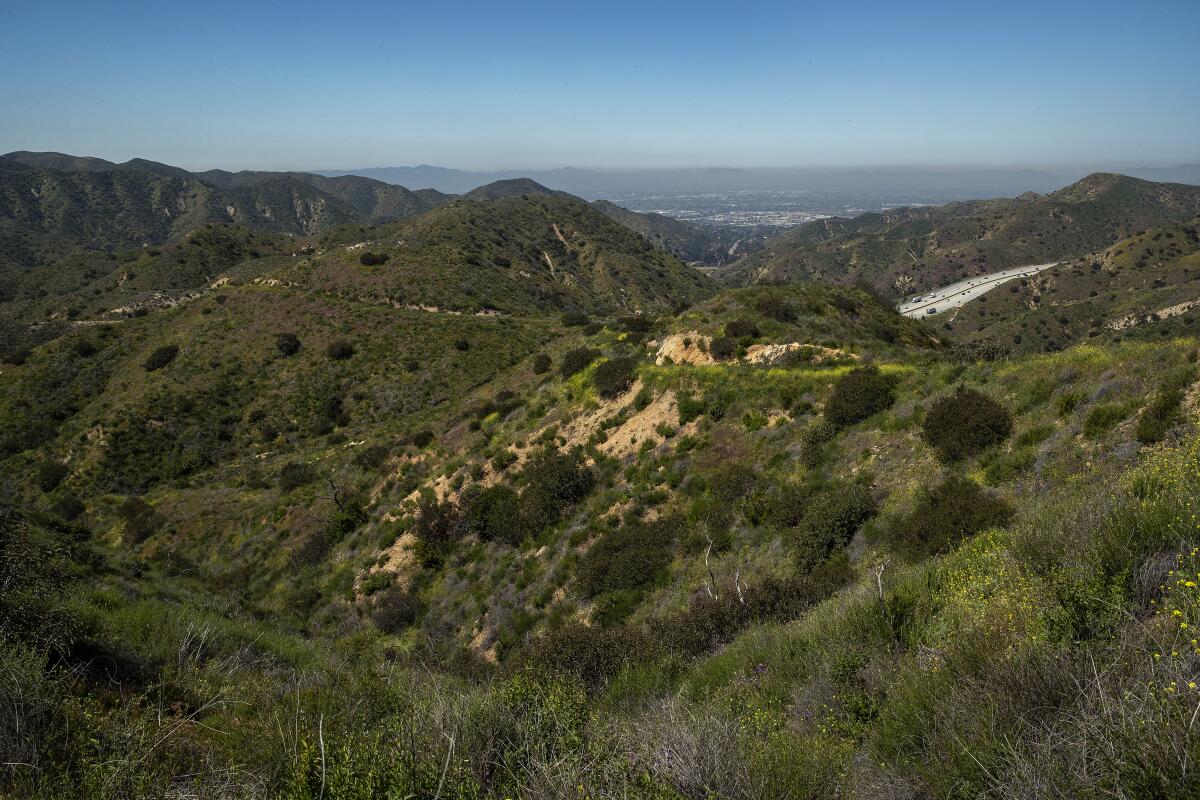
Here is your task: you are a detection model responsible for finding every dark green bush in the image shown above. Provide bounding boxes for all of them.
[593,357,636,398]
[560,347,599,378]
[72,339,96,358]
[359,251,389,266]
[923,388,1012,461]
[461,484,528,546]
[353,445,390,471]
[411,492,465,567]
[793,482,875,569]
[561,311,589,327]
[709,336,738,361]
[523,624,656,685]
[276,332,301,356]
[454,339,471,352]
[885,474,1012,557]
[118,496,163,544]
[532,353,552,374]
[520,448,595,531]
[278,462,318,492]
[617,315,652,333]
[51,494,85,520]
[798,418,836,467]
[36,461,69,493]
[142,344,179,371]
[1083,402,1134,438]
[0,510,81,652]
[582,322,603,336]
[326,340,355,360]
[410,429,435,448]
[724,319,759,339]
[372,586,422,633]
[577,516,679,596]
[824,365,895,427]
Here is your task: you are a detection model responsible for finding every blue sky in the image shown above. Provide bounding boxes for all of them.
[1,0,1197,170]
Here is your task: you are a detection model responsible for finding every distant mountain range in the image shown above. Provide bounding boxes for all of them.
[0,151,746,267]
[316,164,1200,199]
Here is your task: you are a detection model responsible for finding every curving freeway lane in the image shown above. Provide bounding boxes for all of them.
[897,262,1060,318]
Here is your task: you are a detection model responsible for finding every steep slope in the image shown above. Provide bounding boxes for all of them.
[720,173,1200,297]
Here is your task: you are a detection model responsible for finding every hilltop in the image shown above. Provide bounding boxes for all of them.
[719,173,1200,297]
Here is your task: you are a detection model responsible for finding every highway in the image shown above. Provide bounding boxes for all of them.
[897,262,1060,318]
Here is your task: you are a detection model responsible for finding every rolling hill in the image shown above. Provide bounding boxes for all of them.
[719,173,1200,298]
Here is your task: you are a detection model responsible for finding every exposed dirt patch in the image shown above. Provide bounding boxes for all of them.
[655,333,715,365]
[744,342,857,365]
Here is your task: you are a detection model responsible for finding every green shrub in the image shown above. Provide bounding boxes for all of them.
[276,332,301,356]
[0,510,81,652]
[461,484,528,546]
[118,496,163,544]
[798,418,837,467]
[278,462,318,491]
[72,339,96,357]
[371,586,422,633]
[454,339,470,352]
[1137,369,1193,444]
[519,448,595,531]
[709,336,738,361]
[142,344,179,371]
[885,474,1012,557]
[36,461,69,493]
[523,624,656,685]
[593,357,637,398]
[326,340,355,360]
[359,251,389,266]
[532,353,552,374]
[560,347,599,378]
[824,365,895,427]
[724,319,759,339]
[410,429,435,448]
[753,294,797,322]
[353,445,390,471]
[793,482,875,569]
[578,516,679,596]
[923,387,1012,461]
[617,315,652,333]
[1083,402,1134,438]
[411,492,465,568]
[561,311,589,327]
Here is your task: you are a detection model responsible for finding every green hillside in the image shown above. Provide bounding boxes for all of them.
[942,225,1200,353]
[720,173,1200,297]
[5,170,1200,800]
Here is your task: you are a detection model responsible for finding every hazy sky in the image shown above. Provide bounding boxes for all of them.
[2,0,1197,171]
